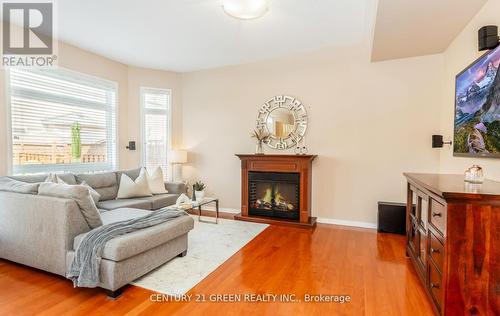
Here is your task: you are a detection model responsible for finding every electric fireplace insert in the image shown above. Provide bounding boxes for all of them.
[248,171,300,220]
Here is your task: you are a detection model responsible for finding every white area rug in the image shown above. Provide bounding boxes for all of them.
[131,215,269,295]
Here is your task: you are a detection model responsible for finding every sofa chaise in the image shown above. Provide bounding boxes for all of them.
[0,168,194,298]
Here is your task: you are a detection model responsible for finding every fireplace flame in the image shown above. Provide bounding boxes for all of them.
[275,191,284,204]
[255,185,295,211]
[262,188,273,204]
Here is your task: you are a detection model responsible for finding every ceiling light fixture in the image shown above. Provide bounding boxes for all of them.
[222,0,270,20]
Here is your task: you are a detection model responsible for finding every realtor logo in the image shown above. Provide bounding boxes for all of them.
[1,1,57,67]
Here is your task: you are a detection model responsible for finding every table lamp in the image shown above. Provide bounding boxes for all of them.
[169,150,187,182]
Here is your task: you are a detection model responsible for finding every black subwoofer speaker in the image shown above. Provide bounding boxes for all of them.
[377,201,406,235]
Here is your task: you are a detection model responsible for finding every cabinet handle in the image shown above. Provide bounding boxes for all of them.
[430,248,440,254]
[432,212,442,218]
[430,282,440,289]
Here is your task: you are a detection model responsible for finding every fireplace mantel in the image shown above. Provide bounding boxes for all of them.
[235,154,317,228]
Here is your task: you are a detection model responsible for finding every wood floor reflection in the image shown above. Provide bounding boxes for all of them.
[0,219,435,316]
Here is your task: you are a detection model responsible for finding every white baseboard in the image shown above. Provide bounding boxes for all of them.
[200,206,377,229]
[201,206,241,214]
[316,217,377,229]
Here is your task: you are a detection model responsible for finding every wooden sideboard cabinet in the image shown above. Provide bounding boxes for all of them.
[404,173,500,316]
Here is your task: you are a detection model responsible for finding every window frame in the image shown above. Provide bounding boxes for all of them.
[140,86,172,180]
[5,67,119,175]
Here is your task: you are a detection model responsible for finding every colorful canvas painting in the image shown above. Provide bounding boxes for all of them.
[454,45,500,157]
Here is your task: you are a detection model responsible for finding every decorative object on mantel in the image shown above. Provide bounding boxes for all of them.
[256,95,308,150]
[251,128,269,155]
[193,181,206,202]
[464,165,484,183]
[294,135,308,155]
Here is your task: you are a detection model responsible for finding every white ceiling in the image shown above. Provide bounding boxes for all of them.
[371,0,487,62]
[56,0,371,72]
[52,0,488,72]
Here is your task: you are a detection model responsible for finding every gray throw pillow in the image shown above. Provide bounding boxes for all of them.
[45,175,101,204]
[80,180,101,203]
[38,182,103,229]
[0,177,39,194]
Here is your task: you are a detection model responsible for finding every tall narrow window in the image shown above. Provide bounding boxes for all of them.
[141,87,171,178]
[8,68,117,174]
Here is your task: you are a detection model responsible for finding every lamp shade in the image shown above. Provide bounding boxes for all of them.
[169,150,188,164]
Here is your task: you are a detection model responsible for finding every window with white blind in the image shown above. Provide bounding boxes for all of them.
[8,68,118,175]
[141,87,171,179]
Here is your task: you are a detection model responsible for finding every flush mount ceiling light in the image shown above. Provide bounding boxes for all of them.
[222,0,270,20]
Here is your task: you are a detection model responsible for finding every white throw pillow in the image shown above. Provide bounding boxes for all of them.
[116,168,152,199]
[148,166,168,195]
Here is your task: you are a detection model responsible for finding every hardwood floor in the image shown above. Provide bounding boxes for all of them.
[0,219,435,316]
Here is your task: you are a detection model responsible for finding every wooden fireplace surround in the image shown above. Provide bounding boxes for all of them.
[235,154,317,228]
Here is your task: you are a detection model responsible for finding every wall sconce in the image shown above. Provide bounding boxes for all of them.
[432,135,452,148]
[126,141,136,150]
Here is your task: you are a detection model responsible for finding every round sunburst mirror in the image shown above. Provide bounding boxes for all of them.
[256,95,308,150]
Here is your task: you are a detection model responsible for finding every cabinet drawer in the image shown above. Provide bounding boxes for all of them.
[430,199,446,235]
[429,231,444,273]
[429,262,443,313]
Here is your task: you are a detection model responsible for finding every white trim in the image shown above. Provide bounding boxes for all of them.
[5,69,13,175]
[114,83,120,170]
[316,217,377,229]
[196,204,378,228]
[167,89,173,181]
[45,66,118,89]
[140,87,145,167]
[140,86,172,180]
[202,205,241,214]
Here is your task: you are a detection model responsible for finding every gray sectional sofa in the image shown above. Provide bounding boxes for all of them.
[8,168,187,211]
[0,168,194,297]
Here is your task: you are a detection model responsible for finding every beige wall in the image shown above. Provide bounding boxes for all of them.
[181,47,444,225]
[439,0,500,180]
[0,36,181,175]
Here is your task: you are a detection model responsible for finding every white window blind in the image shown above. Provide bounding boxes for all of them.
[9,68,117,174]
[141,87,171,179]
